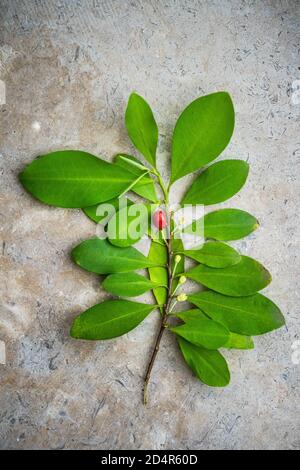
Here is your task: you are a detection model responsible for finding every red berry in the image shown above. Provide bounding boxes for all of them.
[153,210,167,230]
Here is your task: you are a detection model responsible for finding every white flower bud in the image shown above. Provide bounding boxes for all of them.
[174,254,182,264]
[177,293,187,302]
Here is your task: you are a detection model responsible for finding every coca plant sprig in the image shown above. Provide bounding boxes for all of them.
[19,91,285,404]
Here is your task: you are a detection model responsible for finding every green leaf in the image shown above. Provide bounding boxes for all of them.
[83,197,133,224]
[19,150,135,208]
[186,255,271,296]
[174,311,253,349]
[148,239,168,310]
[115,154,158,202]
[204,209,259,241]
[182,160,249,205]
[188,291,285,335]
[171,92,235,182]
[174,309,208,322]
[107,203,152,247]
[224,333,254,350]
[102,272,162,297]
[171,318,229,350]
[184,241,241,268]
[176,308,254,349]
[72,238,159,274]
[125,93,158,166]
[178,337,230,387]
[70,300,154,340]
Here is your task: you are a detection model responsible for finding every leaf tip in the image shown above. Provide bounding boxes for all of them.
[220,90,233,100]
[127,91,143,107]
[244,160,250,173]
[18,169,27,188]
[70,246,80,265]
[254,220,260,231]
[70,319,80,339]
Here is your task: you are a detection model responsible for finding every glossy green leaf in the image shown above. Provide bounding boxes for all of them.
[125,93,158,166]
[204,209,259,241]
[182,159,249,205]
[174,311,252,349]
[178,337,230,387]
[174,309,208,322]
[115,154,158,202]
[148,239,168,310]
[107,203,152,247]
[184,241,241,268]
[171,92,235,182]
[186,255,271,296]
[83,197,133,224]
[70,300,154,340]
[188,291,285,335]
[72,238,159,274]
[19,150,135,208]
[102,272,162,297]
[171,318,229,349]
[224,333,254,350]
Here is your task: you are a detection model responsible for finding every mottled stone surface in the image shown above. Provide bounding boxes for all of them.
[0,0,299,450]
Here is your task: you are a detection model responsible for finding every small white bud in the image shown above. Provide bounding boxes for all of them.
[174,254,182,264]
[177,293,187,302]
[179,275,186,284]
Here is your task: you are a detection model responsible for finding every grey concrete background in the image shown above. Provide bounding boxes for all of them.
[0,0,299,450]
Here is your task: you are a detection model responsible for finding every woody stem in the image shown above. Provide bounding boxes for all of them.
[143,231,173,405]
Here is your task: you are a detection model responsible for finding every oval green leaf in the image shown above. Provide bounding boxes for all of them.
[171,318,229,350]
[186,255,271,296]
[102,272,162,297]
[171,92,235,182]
[19,150,135,208]
[107,203,151,247]
[182,159,249,205]
[115,154,158,202]
[70,300,154,340]
[184,241,241,268]
[173,308,254,349]
[175,311,253,350]
[204,209,259,240]
[72,238,159,274]
[188,291,285,335]
[125,93,158,166]
[178,337,230,387]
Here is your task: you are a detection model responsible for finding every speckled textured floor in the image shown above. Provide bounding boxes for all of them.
[0,0,299,450]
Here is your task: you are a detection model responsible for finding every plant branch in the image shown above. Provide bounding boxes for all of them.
[143,228,173,405]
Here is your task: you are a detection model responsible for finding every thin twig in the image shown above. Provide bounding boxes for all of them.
[143,232,173,404]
